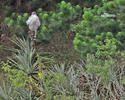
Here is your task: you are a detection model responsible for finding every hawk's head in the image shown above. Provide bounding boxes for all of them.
[32,11,37,15]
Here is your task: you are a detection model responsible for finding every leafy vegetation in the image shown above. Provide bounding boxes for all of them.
[0,0,125,100]
[71,0,125,56]
[5,1,82,42]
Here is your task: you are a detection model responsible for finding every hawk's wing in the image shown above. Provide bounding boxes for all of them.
[26,16,32,25]
[26,15,40,27]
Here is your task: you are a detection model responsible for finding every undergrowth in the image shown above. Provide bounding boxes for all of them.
[0,0,125,100]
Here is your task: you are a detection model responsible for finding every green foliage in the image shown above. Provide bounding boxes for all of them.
[1,38,36,87]
[53,95,75,100]
[85,39,122,84]
[0,81,35,100]
[11,37,38,74]
[39,63,79,100]
[5,13,29,37]
[1,0,125,99]
[71,0,125,56]
[0,82,17,100]
[0,45,3,50]
[122,78,125,84]
[1,37,42,88]
[5,1,82,42]
[2,61,29,87]
[95,39,118,60]
[86,54,113,84]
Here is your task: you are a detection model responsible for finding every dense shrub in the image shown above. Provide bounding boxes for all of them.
[1,0,125,100]
[86,39,119,83]
[71,0,125,56]
[5,1,82,42]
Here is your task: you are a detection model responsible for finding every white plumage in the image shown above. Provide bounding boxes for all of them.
[101,13,116,18]
[26,12,40,39]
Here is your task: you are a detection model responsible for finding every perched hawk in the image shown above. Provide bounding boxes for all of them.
[26,12,40,40]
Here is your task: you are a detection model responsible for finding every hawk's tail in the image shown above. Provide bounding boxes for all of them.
[34,30,37,40]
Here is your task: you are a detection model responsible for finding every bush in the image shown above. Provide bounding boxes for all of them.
[5,1,82,42]
[71,0,125,56]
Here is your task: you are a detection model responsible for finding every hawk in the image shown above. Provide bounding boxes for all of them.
[26,12,40,40]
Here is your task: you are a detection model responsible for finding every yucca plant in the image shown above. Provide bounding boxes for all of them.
[15,88,36,100]
[11,37,37,74]
[1,37,41,88]
[0,81,18,100]
[38,63,81,100]
[0,81,39,100]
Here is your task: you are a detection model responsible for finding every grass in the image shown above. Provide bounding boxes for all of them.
[0,7,125,99]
